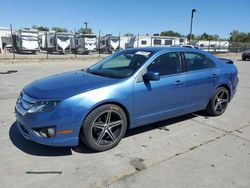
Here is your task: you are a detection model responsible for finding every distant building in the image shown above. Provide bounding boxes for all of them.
[192,40,229,53]
[0,27,12,53]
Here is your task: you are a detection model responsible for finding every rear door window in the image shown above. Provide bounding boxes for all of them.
[183,52,215,71]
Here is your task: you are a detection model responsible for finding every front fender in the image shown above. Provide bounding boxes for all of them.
[66,80,134,135]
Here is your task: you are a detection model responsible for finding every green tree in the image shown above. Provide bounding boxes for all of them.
[51,27,69,32]
[32,25,49,31]
[229,30,250,42]
[196,33,221,41]
[160,30,182,37]
[78,27,93,34]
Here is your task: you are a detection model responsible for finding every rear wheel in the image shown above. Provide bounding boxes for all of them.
[81,104,127,151]
[206,87,229,116]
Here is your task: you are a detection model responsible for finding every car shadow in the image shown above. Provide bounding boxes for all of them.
[9,112,209,156]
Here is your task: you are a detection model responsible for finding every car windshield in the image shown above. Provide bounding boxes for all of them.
[86,49,154,78]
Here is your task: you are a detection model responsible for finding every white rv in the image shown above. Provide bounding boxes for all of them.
[126,35,187,48]
[40,32,73,54]
[71,34,96,54]
[194,40,229,53]
[98,35,120,53]
[119,36,131,50]
[12,28,39,54]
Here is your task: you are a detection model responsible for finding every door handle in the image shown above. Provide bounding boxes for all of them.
[173,80,183,86]
[211,74,217,79]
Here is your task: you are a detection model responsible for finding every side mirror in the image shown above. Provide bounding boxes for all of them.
[143,71,160,81]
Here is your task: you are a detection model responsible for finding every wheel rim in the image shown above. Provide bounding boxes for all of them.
[91,110,124,146]
[214,90,229,113]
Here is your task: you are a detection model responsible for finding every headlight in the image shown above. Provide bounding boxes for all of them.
[28,101,59,113]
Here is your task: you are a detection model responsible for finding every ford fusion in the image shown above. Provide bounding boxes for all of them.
[15,47,238,151]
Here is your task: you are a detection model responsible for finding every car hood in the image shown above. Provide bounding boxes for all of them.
[23,70,119,99]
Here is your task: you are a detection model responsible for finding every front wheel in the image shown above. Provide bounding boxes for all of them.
[206,87,229,116]
[81,104,128,152]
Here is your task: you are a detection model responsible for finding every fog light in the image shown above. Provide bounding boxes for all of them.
[33,126,56,138]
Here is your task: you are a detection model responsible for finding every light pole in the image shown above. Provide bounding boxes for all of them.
[84,22,89,33]
[189,8,197,43]
[84,22,88,29]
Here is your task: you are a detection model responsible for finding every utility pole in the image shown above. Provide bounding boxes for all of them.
[119,31,121,50]
[189,9,197,43]
[10,24,15,59]
[98,30,101,58]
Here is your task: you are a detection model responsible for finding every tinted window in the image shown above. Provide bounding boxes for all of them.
[148,52,181,76]
[141,40,147,45]
[184,52,215,71]
[154,39,161,45]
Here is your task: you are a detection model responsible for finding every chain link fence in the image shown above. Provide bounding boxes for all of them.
[228,42,250,53]
[193,40,250,54]
[1,32,250,60]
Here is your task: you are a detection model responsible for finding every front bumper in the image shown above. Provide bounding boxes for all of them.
[14,93,82,147]
[16,119,78,146]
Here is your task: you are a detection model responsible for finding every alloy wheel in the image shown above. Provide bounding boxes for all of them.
[214,89,229,113]
[91,110,124,146]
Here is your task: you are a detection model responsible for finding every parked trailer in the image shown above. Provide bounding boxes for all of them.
[126,35,151,48]
[12,28,39,54]
[193,40,229,53]
[126,35,187,48]
[40,32,73,54]
[98,35,120,53]
[71,34,97,54]
[119,36,131,50]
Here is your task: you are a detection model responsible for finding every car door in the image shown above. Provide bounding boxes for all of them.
[133,52,186,126]
[182,51,217,111]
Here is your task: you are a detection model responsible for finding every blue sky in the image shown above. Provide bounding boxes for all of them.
[1,0,249,38]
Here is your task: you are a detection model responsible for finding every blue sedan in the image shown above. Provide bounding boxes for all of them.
[15,47,238,151]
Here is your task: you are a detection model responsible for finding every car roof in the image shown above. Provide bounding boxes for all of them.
[124,47,219,64]
[128,46,200,53]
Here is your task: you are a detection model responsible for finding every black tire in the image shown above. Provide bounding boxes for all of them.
[206,87,229,116]
[81,104,128,152]
[242,57,246,61]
